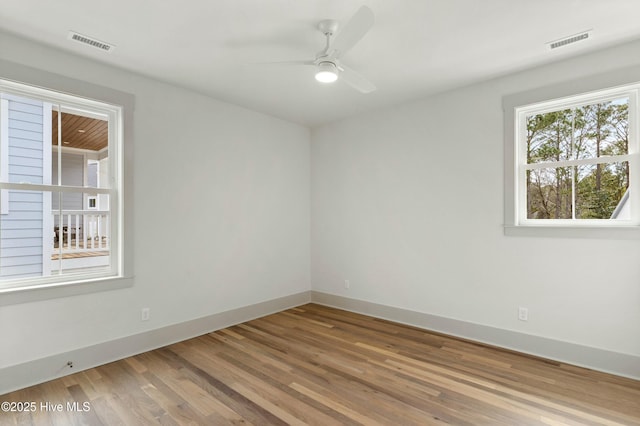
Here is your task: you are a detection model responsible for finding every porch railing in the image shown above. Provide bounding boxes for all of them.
[52,210,110,254]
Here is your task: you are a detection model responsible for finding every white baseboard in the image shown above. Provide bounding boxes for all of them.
[0,291,311,395]
[310,291,640,381]
[3,290,637,396]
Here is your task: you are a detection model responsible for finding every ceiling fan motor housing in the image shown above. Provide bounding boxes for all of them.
[315,61,339,83]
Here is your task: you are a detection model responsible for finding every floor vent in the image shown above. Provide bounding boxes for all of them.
[68,31,115,52]
[549,31,591,50]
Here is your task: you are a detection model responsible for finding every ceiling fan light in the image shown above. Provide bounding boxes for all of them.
[315,62,338,83]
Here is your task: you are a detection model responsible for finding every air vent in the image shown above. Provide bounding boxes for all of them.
[548,31,591,50]
[68,31,115,52]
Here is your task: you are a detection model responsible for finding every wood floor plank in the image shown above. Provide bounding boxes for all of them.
[1,303,639,425]
[200,336,357,424]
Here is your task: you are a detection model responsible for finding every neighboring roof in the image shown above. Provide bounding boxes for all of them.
[52,111,107,152]
[610,188,630,219]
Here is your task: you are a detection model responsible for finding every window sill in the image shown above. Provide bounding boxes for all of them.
[504,225,640,239]
[0,275,134,306]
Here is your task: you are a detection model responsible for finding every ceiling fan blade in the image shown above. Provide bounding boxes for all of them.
[331,6,375,57]
[339,64,376,93]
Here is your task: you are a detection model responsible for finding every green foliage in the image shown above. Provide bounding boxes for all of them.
[525,99,629,220]
[576,166,628,219]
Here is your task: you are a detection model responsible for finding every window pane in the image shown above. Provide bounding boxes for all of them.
[0,189,49,280]
[525,97,629,164]
[574,98,629,160]
[526,109,573,164]
[527,167,572,219]
[51,109,109,188]
[576,162,629,219]
[51,192,111,276]
[1,189,111,282]
[6,95,45,184]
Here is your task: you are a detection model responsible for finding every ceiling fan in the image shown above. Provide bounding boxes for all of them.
[280,6,376,93]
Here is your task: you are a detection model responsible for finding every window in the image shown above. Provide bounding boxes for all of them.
[0,79,123,291]
[505,79,640,237]
[88,197,97,209]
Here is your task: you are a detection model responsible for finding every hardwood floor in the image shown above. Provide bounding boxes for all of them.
[1,304,639,425]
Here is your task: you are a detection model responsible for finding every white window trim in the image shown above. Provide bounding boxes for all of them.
[42,102,53,277]
[0,98,8,215]
[0,59,134,305]
[503,65,640,239]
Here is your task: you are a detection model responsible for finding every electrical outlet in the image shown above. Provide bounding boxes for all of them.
[344,279,350,289]
[141,308,150,321]
[518,307,528,321]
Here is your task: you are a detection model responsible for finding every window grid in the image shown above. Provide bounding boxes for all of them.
[514,86,639,226]
[0,79,123,290]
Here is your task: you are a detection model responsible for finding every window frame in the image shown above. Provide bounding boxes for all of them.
[0,60,134,304]
[516,87,638,226]
[503,66,640,239]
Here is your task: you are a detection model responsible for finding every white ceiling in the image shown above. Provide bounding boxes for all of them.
[2,0,640,127]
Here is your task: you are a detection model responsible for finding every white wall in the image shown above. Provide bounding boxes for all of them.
[0,33,310,371]
[311,39,640,360]
[2,29,640,391]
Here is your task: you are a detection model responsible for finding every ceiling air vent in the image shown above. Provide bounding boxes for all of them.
[68,31,115,52]
[548,31,591,50]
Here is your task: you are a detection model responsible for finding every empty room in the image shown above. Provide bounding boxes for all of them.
[1,1,639,425]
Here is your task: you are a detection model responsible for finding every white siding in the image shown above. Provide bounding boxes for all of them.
[51,152,83,228]
[0,95,45,278]
[87,162,97,188]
